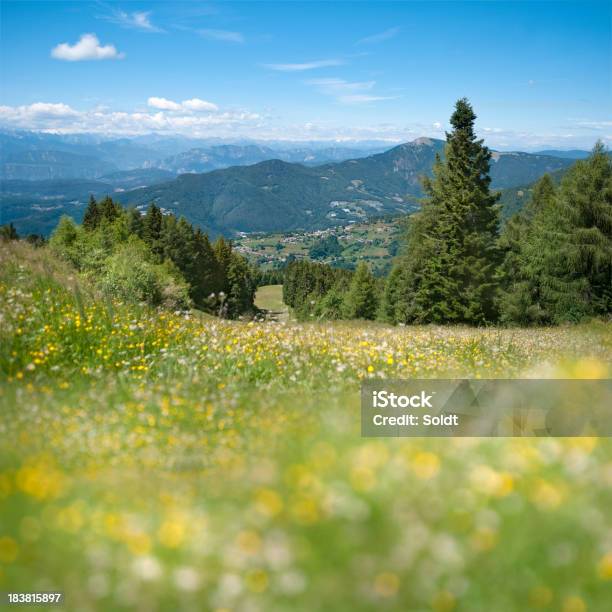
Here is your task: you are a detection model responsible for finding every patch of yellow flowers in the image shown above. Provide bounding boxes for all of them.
[1,251,611,611]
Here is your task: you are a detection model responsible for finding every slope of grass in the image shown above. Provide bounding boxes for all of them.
[255,285,286,312]
[1,242,611,611]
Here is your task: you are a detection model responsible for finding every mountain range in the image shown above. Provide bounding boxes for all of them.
[120,138,576,235]
[0,131,388,180]
[0,132,590,236]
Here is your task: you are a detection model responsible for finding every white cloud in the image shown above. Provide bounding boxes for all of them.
[337,94,397,105]
[27,102,79,117]
[306,78,376,94]
[182,98,219,112]
[148,97,219,112]
[306,78,395,105]
[51,33,125,61]
[147,97,182,111]
[433,121,443,129]
[0,100,255,136]
[0,102,79,121]
[573,120,612,129]
[356,27,400,45]
[198,29,244,43]
[1,101,609,149]
[263,59,345,72]
[103,9,162,32]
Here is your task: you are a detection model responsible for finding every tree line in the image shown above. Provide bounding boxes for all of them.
[284,99,611,326]
[48,199,257,318]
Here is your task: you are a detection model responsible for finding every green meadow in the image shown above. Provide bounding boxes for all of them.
[1,241,611,611]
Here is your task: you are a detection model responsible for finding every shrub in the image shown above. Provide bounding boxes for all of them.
[99,241,191,309]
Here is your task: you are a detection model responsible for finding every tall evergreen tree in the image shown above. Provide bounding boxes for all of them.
[556,142,612,318]
[393,98,501,324]
[344,262,378,320]
[127,207,144,237]
[226,254,256,318]
[142,204,164,259]
[192,229,219,305]
[379,264,403,323]
[82,195,101,230]
[499,143,611,324]
[213,237,234,294]
[498,174,558,325]
[98,196,121,225]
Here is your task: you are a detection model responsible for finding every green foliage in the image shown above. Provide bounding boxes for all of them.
[499,143,612,324]
[48,197,256,316]
[309,234,342,259]
[379,264,404,323]
[497,175,559,324]
[225,253,257,319]
[0,222,19,241]
[313,287,346,320]
[48,216,86,268]
[390,98,502,325]
[142,203,164,259]
[99,239,191,309]
[283,260,353,319]
[82,195,101,230]
[118,140,574,236]
[256,267,285,287]
[343,262,378,320]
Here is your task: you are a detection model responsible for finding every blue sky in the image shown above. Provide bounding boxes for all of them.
[1,1,610,149]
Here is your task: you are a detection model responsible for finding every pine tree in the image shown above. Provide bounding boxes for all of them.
[82,195,101,230]
[127,208,144,237]
[393,98,501,324]
[498,143,612,324]
[549,142,612,319]
[98,196,121,225]
[344,262,378,320]
[142,204,164,260]
[498,174,558,325]
[213,237,233,294]
[379,264,403,323]
[226,254,256,318]
[192,229,219,306]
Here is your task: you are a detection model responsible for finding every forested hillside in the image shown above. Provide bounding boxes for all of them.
[121,139,574,236]
[285,100,612,327]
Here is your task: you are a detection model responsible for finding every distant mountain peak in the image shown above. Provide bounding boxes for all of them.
[413,137,435,146]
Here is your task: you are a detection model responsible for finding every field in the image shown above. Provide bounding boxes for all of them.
[1,241,612,611]
[254,285,286,313]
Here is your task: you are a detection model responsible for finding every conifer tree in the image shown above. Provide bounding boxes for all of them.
[127,208,144,237]
[393,98,501,324]
[192,229,219,305]
[498,174,558,325]
[98,196,121,225]
[213,237,233,294]
[379,264,403,323]
[555,142,612,318]
[344,262,378,320]
[82,195,101,230]
[499,143,611,324]
[226,255,256,318]
[142,204,164,259]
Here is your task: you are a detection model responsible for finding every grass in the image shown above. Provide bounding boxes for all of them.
[255,284,287,313]
[1,241,612,611]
